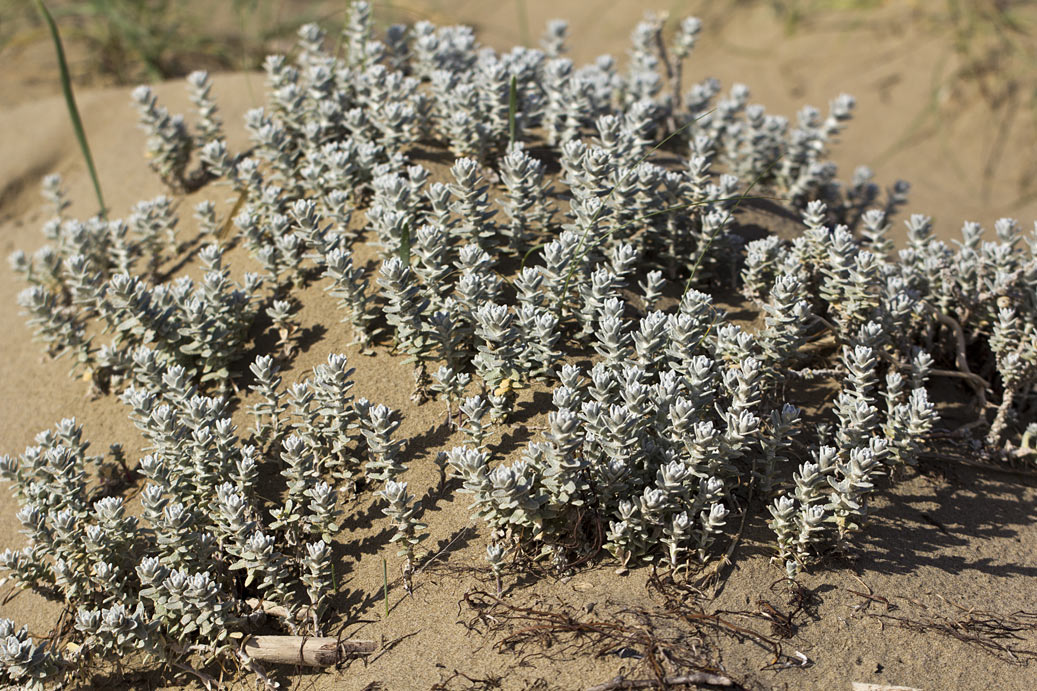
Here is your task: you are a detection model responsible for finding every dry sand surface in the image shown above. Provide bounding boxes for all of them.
[1,2,1036,689]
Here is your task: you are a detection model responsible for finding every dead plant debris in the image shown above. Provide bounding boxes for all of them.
[847,589,1037,663]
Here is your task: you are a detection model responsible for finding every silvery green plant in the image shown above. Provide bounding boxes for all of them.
[301,540,334,632]
[196,8,1030,551]
[379,480,427,594]
[193,200,219,239]
[361,67,424,153]
[749,200,1037,453]
[580,268,623,338]
[322,247,375,349]
[186,70,224,154]
[368,172,418,257]
[248,355,285,445]
[129,194,178,278]
[12,194,264,393]
[541,19,569,57]
[485,543,508,597]
[515,304,562,378]
[355,399,406,484]
[449,309,787,571]
[411,224,454,304]
[498,144,554,254]
[16,284,92,378]
[472,303,522,418]
[0,344,407,685]
[757,272,813,387]
[293,353,364,484]
[448,158,497,248]
[427,298,469,369]
[459,395,491,449]
[131,85,193,190]
[378,256,435,396]
[8,7,1037,686]
[430,365,471,422]
[266,298,299,360]
[41,173,70,221]
[593,296,632,366]
[0,618,61,690]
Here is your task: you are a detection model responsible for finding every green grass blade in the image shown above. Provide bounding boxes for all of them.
[382,557,390,618]
[682,154,786,296]
[399,221,411,265]
[515,0,531,47]
[33,0,107,219]
[508,75,519,147]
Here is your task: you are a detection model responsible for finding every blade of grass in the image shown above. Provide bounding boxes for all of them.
[218,190,250,240]
[398,221,411,265]
[515,0,531,47]
[33,0,107,219]
[683,154,786,296]
[382,557,390,618]
[508,75,519,147]
[519,240,546,271]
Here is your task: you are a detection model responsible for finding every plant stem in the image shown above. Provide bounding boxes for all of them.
[382,557,389,618]
[682,154,785,296]
[508,75,519,147]
[515,0,531,47]
[33,0,107,220]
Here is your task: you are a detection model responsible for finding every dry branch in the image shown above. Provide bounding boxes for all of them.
[246,597,307,622]
[927,307,990,410]
[242,635,376,666]
[587,672,734,690]
[847,591,1037,663]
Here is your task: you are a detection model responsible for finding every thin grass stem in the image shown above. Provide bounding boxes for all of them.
[682,154,786,296]
[33,0,107,219]
[382,557,389,618]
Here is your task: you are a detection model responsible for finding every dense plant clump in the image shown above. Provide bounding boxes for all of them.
[2,3,1035,687]
[11,186,260,391]
[0,352,408,687]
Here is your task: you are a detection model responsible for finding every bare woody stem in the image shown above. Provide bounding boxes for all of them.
[241,635,376,667]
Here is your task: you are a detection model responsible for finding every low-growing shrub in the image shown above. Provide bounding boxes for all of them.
[2,3,1034,687]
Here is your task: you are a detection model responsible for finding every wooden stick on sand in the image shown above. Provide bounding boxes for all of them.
[242,635,376,666]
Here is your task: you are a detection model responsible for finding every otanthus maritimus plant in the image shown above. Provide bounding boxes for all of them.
[1,346,404,685]
[4,4,1035,687]
[379,480,427,595]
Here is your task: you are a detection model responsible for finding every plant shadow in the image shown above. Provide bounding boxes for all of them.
[853,459,1037,578]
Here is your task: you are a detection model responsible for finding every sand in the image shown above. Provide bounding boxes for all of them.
[1,2,1035,689]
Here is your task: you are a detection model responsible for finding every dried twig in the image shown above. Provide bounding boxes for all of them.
[587,671,734,690]
[462,589,733,687]
[927,307,989,410]
[648,573,784,662]
[430,668,503,690]
[241,635,376,667]
[846,591,1037,663]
